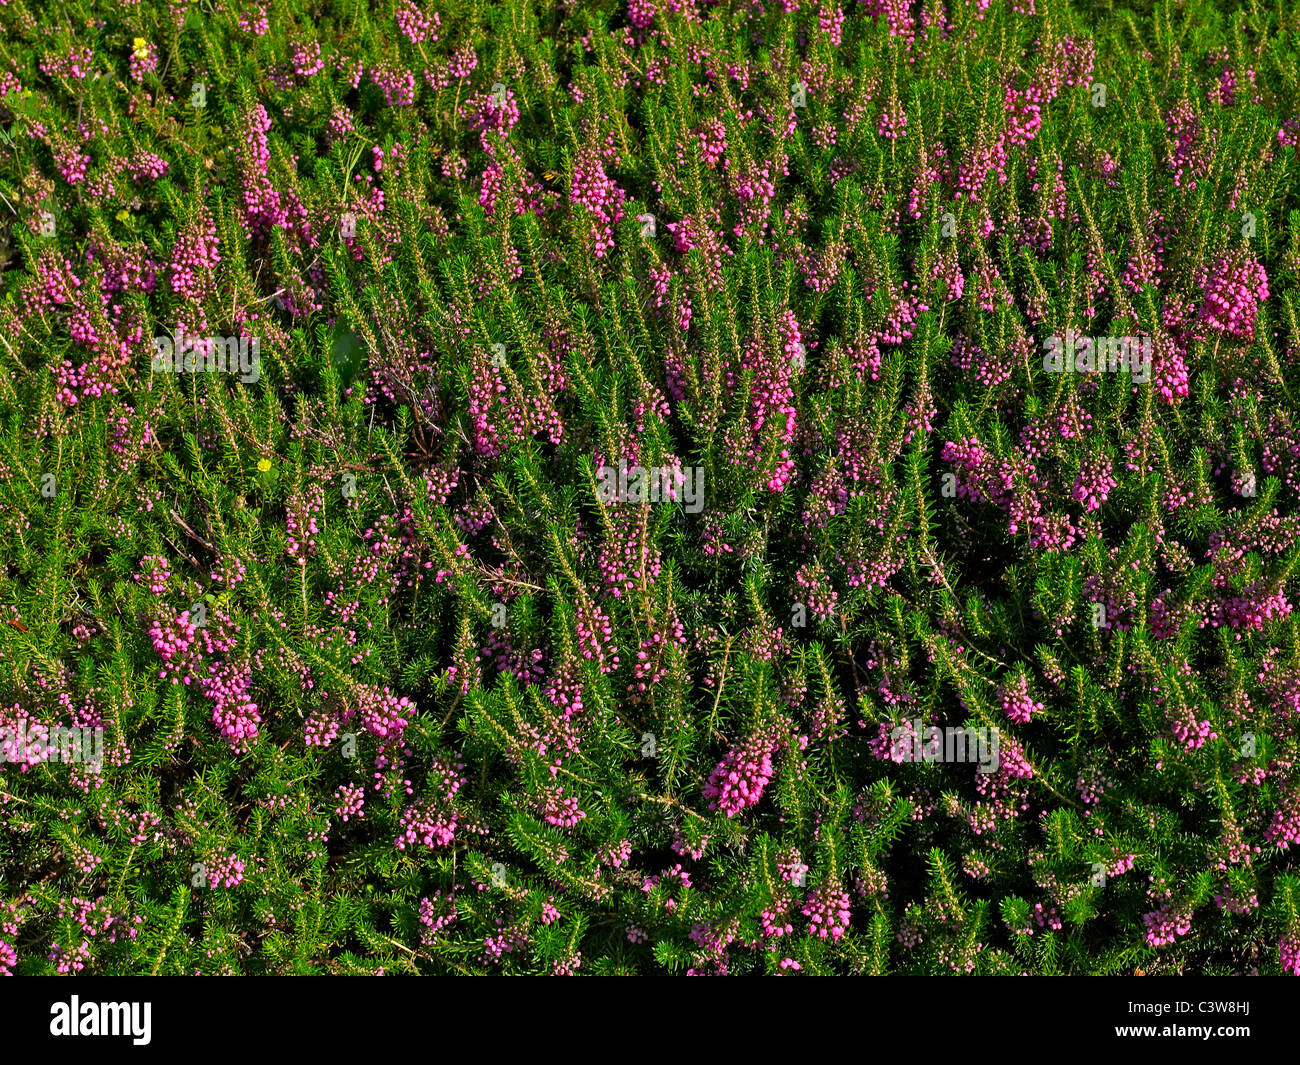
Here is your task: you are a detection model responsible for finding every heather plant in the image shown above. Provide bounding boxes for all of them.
[0,0,1298,977]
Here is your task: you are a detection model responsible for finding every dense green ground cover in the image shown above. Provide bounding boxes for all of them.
[0,0,1298,974]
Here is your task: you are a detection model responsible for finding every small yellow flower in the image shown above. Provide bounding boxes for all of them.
[257,458,272,473]
[115,209,131,222]
[132,37,149,61]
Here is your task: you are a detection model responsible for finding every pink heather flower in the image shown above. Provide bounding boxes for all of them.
[728,161,776,241]
[333,783,365,822]
[1108,853,1136,876]
[235,103,288,236]
[128,149,169,182]
[371,63,417,106]
[738,324,798,492]
[817,0,844,45]
[41,45,95,82]
[877,97,907,139]
[1197,254,1269,341]
[599,839,633,868]
[629,614,687,706]
[551,951,582,975]
[1264,789,1300,849]
[931,244,965,302]
[395,797,458,850]
[1003,85,1043,147]
[1148,332,1189,405]
[1072,455,1116,513]
[998,674,1045,724]
[1149,589,1198,640]
[395,758,464,850]
[129,42,159,83]
[571,140,626,259]
[1280,929,1300,975]
[449,43,478,79]
[664,829,706,862]
[575,599,620,674]
[396,0,440,44]
[760,880,796,945]
[149,610,199,682]
[802,880,851,941]
[1143,903,1193,947]
[666,214,728,294]
[304,703,341,748]
[468,341,512,456]
[1166,99,1214,190]
[418,892,458,944]
[205,852,247,889]
[798,234,847,292]
[869,718,915,765]
[481,922,528,965]
[1007,902,1061,937]
[1213,883,1258,915]
[202,661,261,752]
[169,204,221,303]
[992,734,1033,780]
[950,335,1010,388]
[350,685,414,747]
[326,105,354,146]
[1215,581,1292,634]
[860,0,917,42]
[702,729,778,817]
[134,554,172,595]
[1076,764,1115,805]
[290,40,325,78]
[239,9,270,34]
[696,118,726,167]
[596,494,665,598]
[794,561,838,622]
[537,784,586,827]
[643,864,692,905]
[43,898,141,974]
[627,0,656,28]
[954,125,1011,202]
[286,482,324,561]
[688,918,739,975]
[902,378,937,442]
[777,846,808,886]
[467,87,520,147]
